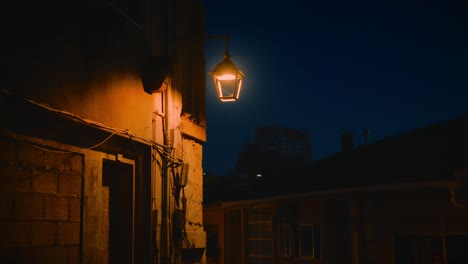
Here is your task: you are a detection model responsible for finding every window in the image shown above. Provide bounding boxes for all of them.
[280,223,321,260]
[280,224,291,257]
[246,206,274,264]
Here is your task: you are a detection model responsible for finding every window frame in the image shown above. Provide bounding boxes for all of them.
[280,223,292,257]
[279,222,321,261]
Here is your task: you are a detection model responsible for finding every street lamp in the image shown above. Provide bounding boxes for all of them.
[208,33,245,102]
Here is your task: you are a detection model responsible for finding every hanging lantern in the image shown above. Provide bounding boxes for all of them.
[208,33,245,102]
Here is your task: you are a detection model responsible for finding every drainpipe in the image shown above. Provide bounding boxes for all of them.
[159,0,174,262]
[161,86,172,264]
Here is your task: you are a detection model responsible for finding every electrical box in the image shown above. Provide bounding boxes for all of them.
[173,209,185,230]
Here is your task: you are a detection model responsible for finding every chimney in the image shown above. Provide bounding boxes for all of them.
[341,129,354,152]
[363,129,372,144]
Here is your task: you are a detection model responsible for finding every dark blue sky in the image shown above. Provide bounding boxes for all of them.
[202,0,468,176]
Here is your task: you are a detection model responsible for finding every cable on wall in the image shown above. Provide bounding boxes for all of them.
[1,87,196,261]
[0,88,184,162]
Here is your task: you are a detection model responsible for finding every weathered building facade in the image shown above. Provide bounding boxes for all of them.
[227,126,312,200]
[204,181,468,264]
[204,116,468,264]
[1,0,207,263]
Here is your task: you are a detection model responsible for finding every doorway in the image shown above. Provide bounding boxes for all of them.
[103,159,134,264]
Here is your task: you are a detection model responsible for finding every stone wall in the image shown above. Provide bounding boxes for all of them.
[0,137,83,264]
[182,138,206,250]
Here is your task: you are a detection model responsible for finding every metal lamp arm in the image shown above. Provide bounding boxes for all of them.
[207,33,230,58]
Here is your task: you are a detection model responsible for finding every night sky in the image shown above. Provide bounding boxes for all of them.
[202,0,468,176]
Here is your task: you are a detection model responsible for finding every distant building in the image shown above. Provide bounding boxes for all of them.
[225,126,312,200]
[254,125,312,162]
[204,116,468,264]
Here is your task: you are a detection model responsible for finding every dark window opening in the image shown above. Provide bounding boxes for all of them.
[103,159,134,263]
[280,223,321,260]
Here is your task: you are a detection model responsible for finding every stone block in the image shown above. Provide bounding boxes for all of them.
[47,151,72,172]
[0,191,14,219]
[0,165,31,192]
[31,221,57,246]
[59,174,82,197]
[54,154,83,175]
[0,139,17,166]
[0,220,31,247]
[56,156,73,175]
[15,192,43,220]
[70,155,84,175]
[68,245,80,264]
[57,222,80,245]
[0,166,15,192]
[17,144,47,168]
[44,195,69,221]
[24,246,68,264]
[185,230,206,250]
[32,171,58,194]
[69,197,81,222]
[15,173,32,192]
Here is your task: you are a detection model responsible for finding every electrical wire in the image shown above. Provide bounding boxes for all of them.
[12,131,117,154]
[1,88,178,159]
[2,88,199,261]
[12,136,80,154]
[0,154,76,183]
[107,2,144,31]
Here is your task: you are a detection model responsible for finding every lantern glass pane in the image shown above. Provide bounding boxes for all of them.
[217,79,236,100]
[235,79,243,99]
[210,62,244,101]
[216,73,236,81]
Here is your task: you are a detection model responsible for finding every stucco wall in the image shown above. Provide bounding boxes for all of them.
[2,1,207,263]
[182,138,205,245]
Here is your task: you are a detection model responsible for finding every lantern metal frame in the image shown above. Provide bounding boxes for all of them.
[208,33,245,102]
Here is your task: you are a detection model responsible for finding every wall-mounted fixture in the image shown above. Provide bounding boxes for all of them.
[208,33,245,102]
[141,33,245,102]
[141,56,172,94]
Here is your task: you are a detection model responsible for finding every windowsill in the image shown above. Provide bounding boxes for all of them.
[180,117,206,142]
[279,256,321,262]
